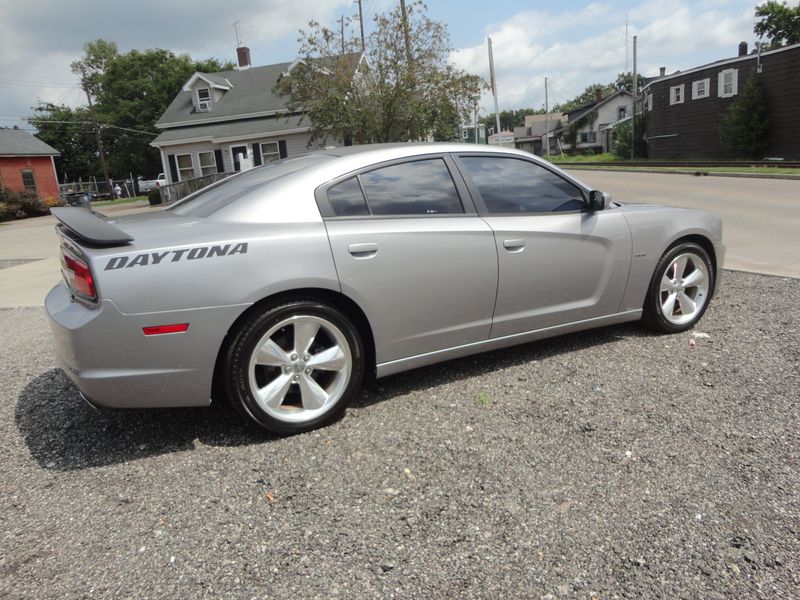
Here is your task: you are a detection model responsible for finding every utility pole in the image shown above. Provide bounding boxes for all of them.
[400,0,413,66]
[79,66,112,197]
[356,0,366,53]
[625,15,629,73]
[488,37,501,143]
[338,16,346,55]
[631,35,637,159]
[544,77,550,156]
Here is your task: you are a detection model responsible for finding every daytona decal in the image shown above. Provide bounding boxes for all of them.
[104,243,248,270]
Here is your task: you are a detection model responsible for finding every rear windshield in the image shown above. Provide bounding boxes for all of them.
[167,154,334,217]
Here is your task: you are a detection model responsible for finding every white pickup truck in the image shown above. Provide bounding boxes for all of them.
[137,173,166,193]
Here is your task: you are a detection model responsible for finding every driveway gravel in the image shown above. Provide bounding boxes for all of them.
[1,270,798,599]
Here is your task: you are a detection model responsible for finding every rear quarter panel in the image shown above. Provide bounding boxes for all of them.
[87,220,340,315]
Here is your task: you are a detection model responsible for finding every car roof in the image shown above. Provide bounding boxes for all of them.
[313,142,534,159]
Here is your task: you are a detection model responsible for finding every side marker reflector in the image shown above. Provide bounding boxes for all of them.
[143,323,190,336]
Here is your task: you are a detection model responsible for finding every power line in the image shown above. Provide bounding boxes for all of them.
[0,78,76,88]
[24,119,159,137]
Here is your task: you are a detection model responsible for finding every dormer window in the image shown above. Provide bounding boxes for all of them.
[197,88,212,112]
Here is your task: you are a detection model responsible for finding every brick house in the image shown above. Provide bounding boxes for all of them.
[642,42,800,159]
[0,129,60,202]
[151,48,362,184]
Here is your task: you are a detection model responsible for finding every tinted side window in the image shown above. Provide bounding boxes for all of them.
[360,159,463,216]
[459,156,585,214]
[327,177,370,216]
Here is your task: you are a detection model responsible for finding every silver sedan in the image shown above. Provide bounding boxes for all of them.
[46,144,723,433]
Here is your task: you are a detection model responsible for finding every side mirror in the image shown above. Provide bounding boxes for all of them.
[587,190,610,211]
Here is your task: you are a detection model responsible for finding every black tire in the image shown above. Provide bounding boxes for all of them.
[642,242,715,333]
[222,299,364,434]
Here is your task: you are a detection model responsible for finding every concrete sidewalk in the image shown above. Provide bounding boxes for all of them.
[0,203,157,307]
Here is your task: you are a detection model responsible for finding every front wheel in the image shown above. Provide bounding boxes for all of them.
[642,242,715,333]
[223,300,364,434]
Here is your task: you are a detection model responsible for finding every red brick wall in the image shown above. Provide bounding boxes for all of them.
[0,156,60,202]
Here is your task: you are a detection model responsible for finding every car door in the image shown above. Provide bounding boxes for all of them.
[453,154,632,339]
[317,156,498,365]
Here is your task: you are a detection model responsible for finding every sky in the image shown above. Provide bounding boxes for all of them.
[0,0,759,130]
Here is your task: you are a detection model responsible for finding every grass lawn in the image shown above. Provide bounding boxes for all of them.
[561,164,800,175]
[548,153,618,163]
[547,154,800,175]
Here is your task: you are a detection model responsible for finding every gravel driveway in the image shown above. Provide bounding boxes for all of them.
[1,270,798,599]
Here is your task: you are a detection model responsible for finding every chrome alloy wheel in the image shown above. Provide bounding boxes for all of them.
[247,315,352,424]
[659,252,710,326]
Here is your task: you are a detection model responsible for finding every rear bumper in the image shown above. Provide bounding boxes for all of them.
[45,283,248,408]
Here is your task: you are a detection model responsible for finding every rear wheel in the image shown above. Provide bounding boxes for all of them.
[223,300,364,434]
[642,242,715,333]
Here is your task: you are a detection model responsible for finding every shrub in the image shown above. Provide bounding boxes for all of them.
[613,114,648,159]
[720,76,769,159]
[0,189,49,221]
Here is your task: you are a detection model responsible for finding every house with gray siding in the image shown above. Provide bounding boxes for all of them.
[151,49,360,183]
[562,90,633,153]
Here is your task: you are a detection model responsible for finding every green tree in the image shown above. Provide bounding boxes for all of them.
[480,108,543,133]
[276,1,483,144]
[94,48,232,177]
[554,83,616,113]
[612,114,647,159]
[613,71,645,94]
[27,103,101,181]
[754,1,800,48]
[32,39,233,180]
[70,39,119,96]
[720,76,770,159]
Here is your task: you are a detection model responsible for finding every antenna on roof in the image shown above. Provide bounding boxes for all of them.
[234,20,242,48]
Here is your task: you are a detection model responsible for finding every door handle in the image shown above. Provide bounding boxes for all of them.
[503,239,526,252]
[348,242,379,258]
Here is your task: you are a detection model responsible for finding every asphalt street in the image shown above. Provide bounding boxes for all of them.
[1,271,798,598]
[567,170,800,278]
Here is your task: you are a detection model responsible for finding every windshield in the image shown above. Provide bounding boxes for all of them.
[167,154,335,217]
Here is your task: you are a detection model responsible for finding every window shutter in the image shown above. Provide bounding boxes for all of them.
[167,154,178,183]
[252,143,263,166]
[278,140,287,159]
[731,69,738,95]
[718,72,725,97]
[214,149,224,173]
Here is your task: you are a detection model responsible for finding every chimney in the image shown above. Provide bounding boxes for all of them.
[738,41,748,56]
[659,66,666,77]
[594,87,603,102]
[237,46,252,69]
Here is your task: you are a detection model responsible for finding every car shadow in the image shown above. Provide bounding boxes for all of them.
[16,322,648,471]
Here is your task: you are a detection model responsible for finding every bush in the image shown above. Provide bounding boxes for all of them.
[613,114,648,159]
[0,190,49,221]
[148,190,163,206]
[720,76,769,159]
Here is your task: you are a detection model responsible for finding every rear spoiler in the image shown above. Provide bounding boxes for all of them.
[51,207,134,246]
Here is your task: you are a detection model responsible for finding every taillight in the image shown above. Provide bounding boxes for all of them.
[60,248,97,302]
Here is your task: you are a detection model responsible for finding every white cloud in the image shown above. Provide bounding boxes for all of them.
[0,0,759,128]
[0,0,349,126]
[449,0,755,114]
